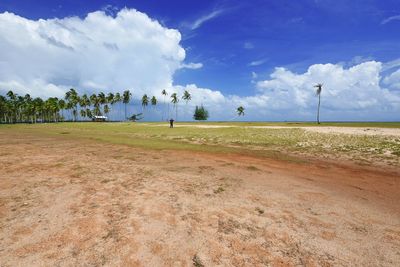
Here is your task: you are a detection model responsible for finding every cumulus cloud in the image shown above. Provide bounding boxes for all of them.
[0,9,399,121]
[255,61,400,120]
[383,69,400,90]
[0,9,185,98]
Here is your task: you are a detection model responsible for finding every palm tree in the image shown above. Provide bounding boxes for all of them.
[86,108,93,120]
[314,83,323,124]
[6,91,16,123]
[106,93,115,121]
[182,90,191,104]
[113,92,122,121]
[122,90,131,120]
[171,93,179,120]
[103,104,110,119]
[98,92,106,109]
[161,89,168,121]
[65,88,79,121]
[151,96,157,108]
[141,94,149,115]
[90,94,101,116]
[79,94,89,121]
[182,90,192,121]
[80,109,87,120]
[58,99,66,121]
[237,106,245,117]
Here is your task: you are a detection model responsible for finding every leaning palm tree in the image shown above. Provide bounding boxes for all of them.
[314,83,323,124]
[161,89,168,121]
[237,106,245,117]
[122,90,131,120]
[170,93,179,120]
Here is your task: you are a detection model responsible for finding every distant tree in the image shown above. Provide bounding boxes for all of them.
[151,96,157,107]
[237,106,245,117]
[161,89,168,121]
[122,90,131,120]
[65,88,79,121]
[171,93,179,120]
[80,109,86,120]
[193,105,209,121]
[141,94,149,111]
[104,104,110,119]
[314,83,323,124]
[182,90,191,104]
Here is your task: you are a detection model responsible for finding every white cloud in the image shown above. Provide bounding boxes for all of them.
[0,9,399,121]
[248,59,267,66]
[187,9,224,30]
[381,15,400,25]
[0,9,185,98]
[383,69,400,90]
[382,58,400,71]
[255,61,400,120]
[180,62,203,70]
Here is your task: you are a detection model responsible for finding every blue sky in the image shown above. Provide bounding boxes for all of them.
[0,0,400,121]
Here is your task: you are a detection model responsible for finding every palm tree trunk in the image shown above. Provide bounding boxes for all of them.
[317,94,321,124]
[162,96,165,121]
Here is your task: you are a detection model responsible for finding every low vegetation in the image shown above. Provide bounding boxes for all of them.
[1,122,399,166]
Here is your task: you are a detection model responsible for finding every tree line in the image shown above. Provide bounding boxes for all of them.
[0,88,196,124]
[0,83,324,124]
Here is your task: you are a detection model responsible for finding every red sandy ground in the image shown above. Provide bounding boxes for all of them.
[0,131,399,266]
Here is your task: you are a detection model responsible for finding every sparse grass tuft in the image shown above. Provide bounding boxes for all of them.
[214,186,225,194]
[247,165,260,171]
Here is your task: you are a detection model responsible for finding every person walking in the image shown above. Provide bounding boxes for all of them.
[169,118,174,128]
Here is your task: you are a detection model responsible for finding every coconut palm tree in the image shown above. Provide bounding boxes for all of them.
[79,94,90,121]
[314,83,323,124]
[182,90,191,104]
[161,89,168,121]
[182,90,192,121]
[65,88,79,121]
[237,106,245,117]
[122,90,131,120]
[141,94,149,115]
[98,92,106,110]
[171,93,179,120]
[58,99,66,121]
[80,109,86,120]
[90,94,101,116]
[103,104,110,119]
[151,96,157,108]
[6,91,17,123]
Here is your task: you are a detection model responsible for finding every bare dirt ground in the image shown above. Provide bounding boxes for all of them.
[0,131,399,266]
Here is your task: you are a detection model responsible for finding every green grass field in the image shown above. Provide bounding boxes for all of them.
[1,122,399,165]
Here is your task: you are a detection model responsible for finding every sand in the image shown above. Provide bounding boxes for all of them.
[0,131,399,266]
